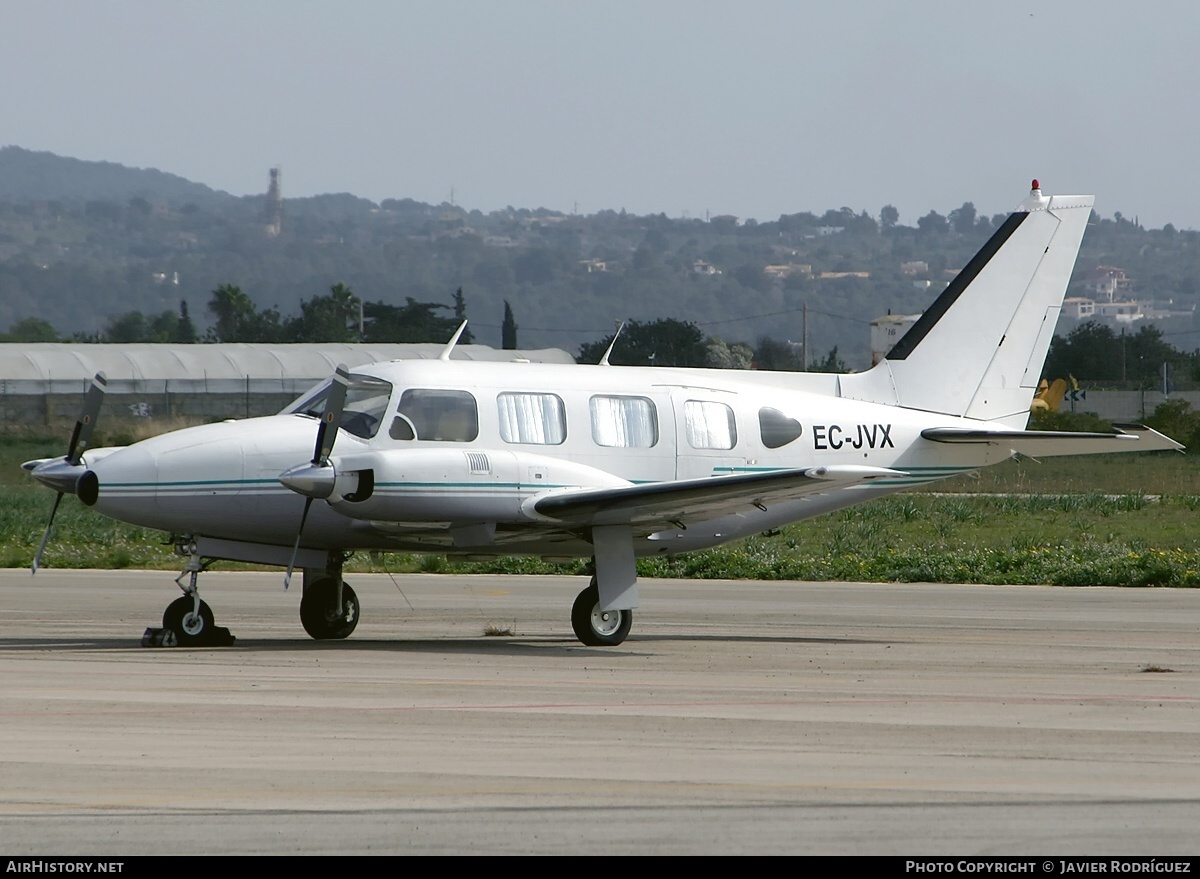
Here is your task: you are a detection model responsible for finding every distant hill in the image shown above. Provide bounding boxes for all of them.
[0,146,1195,372]
[0,146,232,207]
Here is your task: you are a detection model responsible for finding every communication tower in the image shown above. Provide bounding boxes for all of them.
[265,167,283,237]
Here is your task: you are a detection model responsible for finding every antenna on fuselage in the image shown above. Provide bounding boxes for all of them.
[439,320,468,361]
[599,320,626,366]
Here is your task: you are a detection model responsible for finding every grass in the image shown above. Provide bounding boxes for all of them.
[9,434,1200,587]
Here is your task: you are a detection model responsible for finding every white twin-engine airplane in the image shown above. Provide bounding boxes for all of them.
[26,181,1182,647]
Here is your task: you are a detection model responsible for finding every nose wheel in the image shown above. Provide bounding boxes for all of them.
[162,596,216,646]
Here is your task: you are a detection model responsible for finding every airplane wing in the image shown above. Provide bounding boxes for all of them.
[531,464,903,529]
[921,424,1183,457]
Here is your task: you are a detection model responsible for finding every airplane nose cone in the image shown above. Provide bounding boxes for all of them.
[279,462,337,499]
[28,458,88,495]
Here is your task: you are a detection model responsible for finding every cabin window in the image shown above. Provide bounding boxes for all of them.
[590,395,658,448]
[392,389,479,442]
[283,374,393,440]
[497,392,566,445]
[759,407,803,449]
[684,400,737,450]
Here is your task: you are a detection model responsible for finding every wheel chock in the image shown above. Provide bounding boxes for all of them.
[140,626,236,647]
[141,627,178,647]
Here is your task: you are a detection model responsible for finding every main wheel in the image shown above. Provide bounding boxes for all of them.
[162,596,216,647]
[300,578,359,640]
[571,580,632,646]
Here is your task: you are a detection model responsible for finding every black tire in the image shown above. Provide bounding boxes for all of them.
[300,578,359,640]
[571,580,632,646]
[162,596,216,647]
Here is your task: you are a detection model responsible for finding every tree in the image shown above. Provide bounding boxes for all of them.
[4,317,59,342]
[452,287,474,344]
[501,300,518,350]
[949,202,977,235]
[578,318,708,367]
[174,300,198,343]
[705,337,753,369]
[103,310,151,343]
[147,309,180,341]
[287,283,358,342]
[753,336,804,371]
[1043,322,1184,387]
[879,205,899,229]
[810,345,849,373]
[916,210,949,235]
[207,284,256,342]
[99,307,189,343]
[1145,399,1200,452]
[1044,321,1120,381]
[731,263,769,293]
[362,297,458,343]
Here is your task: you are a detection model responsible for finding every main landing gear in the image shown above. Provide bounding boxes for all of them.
[299,575,359,640]
[570,528,639,647]
[571,577,633,647]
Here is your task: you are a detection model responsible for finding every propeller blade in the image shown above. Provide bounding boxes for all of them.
[284,365,349,589]
[312,364,350,466]
[32,372,107,576]
[66,372,108,465]
[31,493,64,575]
[283,497,314,590]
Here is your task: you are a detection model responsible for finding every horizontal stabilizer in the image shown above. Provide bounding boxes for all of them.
[921,424,1183,457]
[532,464,903,530]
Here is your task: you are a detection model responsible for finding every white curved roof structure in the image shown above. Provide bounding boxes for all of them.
[0,343,575,394]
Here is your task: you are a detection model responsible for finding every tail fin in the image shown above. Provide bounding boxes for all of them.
[841,182,1093,428]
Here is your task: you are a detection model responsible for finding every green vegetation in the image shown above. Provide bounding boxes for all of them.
[10,434,1200,586]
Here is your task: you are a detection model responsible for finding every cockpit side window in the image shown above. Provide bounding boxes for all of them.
[393,389,479,442]
[282,374,393,439]
[759,407,803,449]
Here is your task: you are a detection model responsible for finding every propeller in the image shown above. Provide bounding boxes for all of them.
[30,372,108,574]
[280,364,350,589]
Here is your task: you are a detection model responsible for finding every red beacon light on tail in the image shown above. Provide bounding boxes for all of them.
[1031,179,1041,191]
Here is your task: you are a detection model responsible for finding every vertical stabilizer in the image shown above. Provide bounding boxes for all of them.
[840,183,1093,428]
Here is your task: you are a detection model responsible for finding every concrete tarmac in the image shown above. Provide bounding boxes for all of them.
[1,569,1198,855]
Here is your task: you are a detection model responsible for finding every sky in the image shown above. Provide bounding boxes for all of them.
[4,1,1199,229]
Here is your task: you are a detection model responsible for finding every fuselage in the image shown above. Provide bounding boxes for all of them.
[80,358,1018,559]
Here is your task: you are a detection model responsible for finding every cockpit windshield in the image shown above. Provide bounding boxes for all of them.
[282,374,394,439]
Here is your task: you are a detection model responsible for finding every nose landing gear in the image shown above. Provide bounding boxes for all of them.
[144,542,234,647]
[162,594,215,644]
